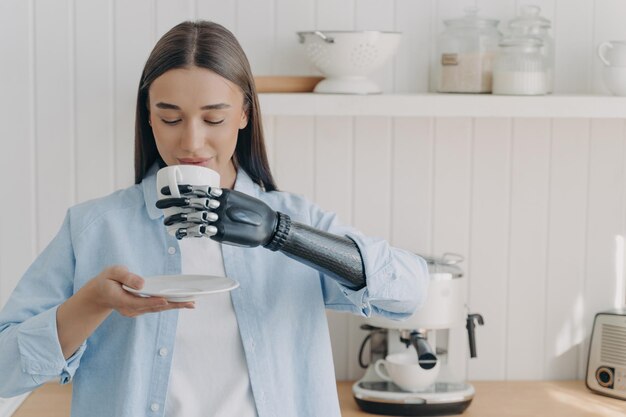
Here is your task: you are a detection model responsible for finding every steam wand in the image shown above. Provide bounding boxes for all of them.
[400,330,438,370]
[466,313,484,358]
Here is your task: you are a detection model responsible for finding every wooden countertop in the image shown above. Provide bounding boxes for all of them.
[12,380,626,416]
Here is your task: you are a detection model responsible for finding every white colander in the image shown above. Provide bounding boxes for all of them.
[296,31,402,94]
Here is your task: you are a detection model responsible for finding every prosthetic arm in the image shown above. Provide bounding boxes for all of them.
[156,185,366,290]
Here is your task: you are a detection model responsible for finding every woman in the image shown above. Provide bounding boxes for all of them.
[0,21,428,417]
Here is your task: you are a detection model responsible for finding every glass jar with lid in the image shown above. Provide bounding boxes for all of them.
[492,36,548,95]
[508,5,554,92]
[436,7,502,93]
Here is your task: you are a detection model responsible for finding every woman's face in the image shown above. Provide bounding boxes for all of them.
[148,65,248,188]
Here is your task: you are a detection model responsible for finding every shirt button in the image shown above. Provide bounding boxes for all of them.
[159,347,168,357]
[168,246,176,255]
[150,403,160,412]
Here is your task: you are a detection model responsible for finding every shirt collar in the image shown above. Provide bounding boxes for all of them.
[142,163,261,220]
[142,163,162,220]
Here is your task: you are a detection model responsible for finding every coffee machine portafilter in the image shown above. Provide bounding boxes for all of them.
[352,253,484,416]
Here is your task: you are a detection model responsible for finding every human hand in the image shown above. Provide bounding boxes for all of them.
[156,185,279,247]
[84,265,195,317]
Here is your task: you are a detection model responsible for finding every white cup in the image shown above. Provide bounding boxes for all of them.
[598,41,626,67]
[602,66,626,96]
[156,165,220,235]
[374,351,440,392]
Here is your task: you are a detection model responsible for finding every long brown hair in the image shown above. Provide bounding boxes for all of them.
[134,20,277,191]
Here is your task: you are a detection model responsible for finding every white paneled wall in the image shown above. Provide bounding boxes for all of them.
[2,0,626,382]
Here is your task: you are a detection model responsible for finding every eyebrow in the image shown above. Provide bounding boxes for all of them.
[155,102,231,110]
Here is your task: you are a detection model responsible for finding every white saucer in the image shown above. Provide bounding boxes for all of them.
[123,274,239,302]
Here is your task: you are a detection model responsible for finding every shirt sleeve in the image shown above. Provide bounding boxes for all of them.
[0,212,86,398]
[307,202,430,320]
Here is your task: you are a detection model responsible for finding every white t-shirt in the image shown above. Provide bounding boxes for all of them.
[164,237,257,417]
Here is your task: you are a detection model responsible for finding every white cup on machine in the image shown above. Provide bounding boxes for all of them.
[374,350,440,392]
[156,165,220,236]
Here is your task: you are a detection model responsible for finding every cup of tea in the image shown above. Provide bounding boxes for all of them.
[374,350,440,392]
[156,165,220,235]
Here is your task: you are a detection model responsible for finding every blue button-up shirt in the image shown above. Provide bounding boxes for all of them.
[0,164,428,417]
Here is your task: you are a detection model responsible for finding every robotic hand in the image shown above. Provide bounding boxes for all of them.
[156,184,366,290]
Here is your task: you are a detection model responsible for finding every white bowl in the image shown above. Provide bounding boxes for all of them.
[297,31,402,94]
[602,65,626,96]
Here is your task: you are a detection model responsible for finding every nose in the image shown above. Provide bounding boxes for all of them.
[179,119,205,152]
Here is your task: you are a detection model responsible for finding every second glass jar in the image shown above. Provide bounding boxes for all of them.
[492,36,548,95]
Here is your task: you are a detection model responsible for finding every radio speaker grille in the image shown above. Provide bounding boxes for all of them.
[600,323,626,366]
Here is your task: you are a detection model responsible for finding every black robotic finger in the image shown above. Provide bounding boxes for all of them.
[156,197,220,210]
[161,184,224,198]
[187,197,221,210]
[175,224,218,240]
[164,211,218,226]
[156,197,190,209]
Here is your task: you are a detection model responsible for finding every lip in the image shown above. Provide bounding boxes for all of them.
[177,158,211,166]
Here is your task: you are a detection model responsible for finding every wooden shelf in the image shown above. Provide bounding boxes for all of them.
[258,93,626,118]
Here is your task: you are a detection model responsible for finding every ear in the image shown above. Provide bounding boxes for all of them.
[239,108,249,130]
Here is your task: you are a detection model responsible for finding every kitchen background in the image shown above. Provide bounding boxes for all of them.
[2,0,626,384]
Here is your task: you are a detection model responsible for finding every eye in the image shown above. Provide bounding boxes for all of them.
[161,119,181,125]
[205,119,225,125]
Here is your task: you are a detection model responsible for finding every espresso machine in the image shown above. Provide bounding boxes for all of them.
[352,253,484,416]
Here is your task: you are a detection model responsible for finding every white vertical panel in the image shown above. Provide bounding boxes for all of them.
[395,0,432,93]
[432,117,472,382]
[155,0,195,38]
[544,118,589,379]
[391,117,433,253]
[353,117,392,238]
[273,116,315,198]
[579,119,625,378]
[196,0,236,31]
[34,0,73,251]
[315,116,354,381]
[237,0,275,75]
[592,0,626,94]
[432,118,472,255]
[0,0,36,306]
[354,0,395,93]
[114,0,154,189]
[553,0,593,93]
[274,0,316,75]
[507,118,551,379]
[468,118,511,380]
[314,117,354,222]
[75,0,115,202]
[316,0,355,31]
